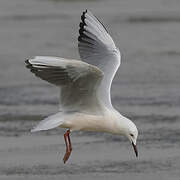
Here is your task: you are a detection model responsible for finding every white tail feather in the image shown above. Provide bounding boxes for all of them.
[31,112,65,132]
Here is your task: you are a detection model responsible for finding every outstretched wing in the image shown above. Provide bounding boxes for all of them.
[25,56,103,113]
[78,10,121,108]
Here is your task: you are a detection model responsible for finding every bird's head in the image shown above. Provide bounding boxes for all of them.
[116,117,138,157]
[126,122,138,157]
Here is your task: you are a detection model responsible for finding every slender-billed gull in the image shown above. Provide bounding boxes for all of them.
[25,9,138,163]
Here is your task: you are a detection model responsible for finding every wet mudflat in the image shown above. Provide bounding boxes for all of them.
[0,0,180,179]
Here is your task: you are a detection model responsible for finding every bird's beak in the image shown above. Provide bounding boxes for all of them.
[132,142,138,157]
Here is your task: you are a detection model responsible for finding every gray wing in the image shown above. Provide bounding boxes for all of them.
[78,10,121,108]
[25,56,103,113]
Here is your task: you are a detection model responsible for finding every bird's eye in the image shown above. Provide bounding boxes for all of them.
[130,133,134,137]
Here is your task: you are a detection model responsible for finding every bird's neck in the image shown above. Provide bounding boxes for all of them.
[102,109,128,135]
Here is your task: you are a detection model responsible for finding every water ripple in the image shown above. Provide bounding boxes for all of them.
[0,13,70,22]
[1,158,179,175]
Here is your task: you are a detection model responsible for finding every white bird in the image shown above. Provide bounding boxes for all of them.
[25,9,138,163]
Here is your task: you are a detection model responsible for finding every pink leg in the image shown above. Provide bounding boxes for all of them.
[67,130,72,151]
[63,129,72,164]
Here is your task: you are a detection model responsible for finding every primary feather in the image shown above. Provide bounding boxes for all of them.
[78,10,121,108]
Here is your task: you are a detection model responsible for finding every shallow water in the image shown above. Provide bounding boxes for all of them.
[0,0,180,179]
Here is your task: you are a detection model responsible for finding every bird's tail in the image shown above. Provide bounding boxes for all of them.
[31,112,65,132]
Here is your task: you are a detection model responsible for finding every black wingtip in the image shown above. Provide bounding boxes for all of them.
[81,10,87,25]
[78,9,96,45]
[25,59,32,69]
[25,59,29,64]
[78,10,87,43]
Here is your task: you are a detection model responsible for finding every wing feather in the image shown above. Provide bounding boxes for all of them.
[78,10,121,108]
[25,56,104,112]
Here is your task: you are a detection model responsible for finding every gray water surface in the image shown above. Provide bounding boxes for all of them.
[0,0,180,179]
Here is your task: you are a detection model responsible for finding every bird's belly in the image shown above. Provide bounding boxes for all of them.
[60,113,110,132]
